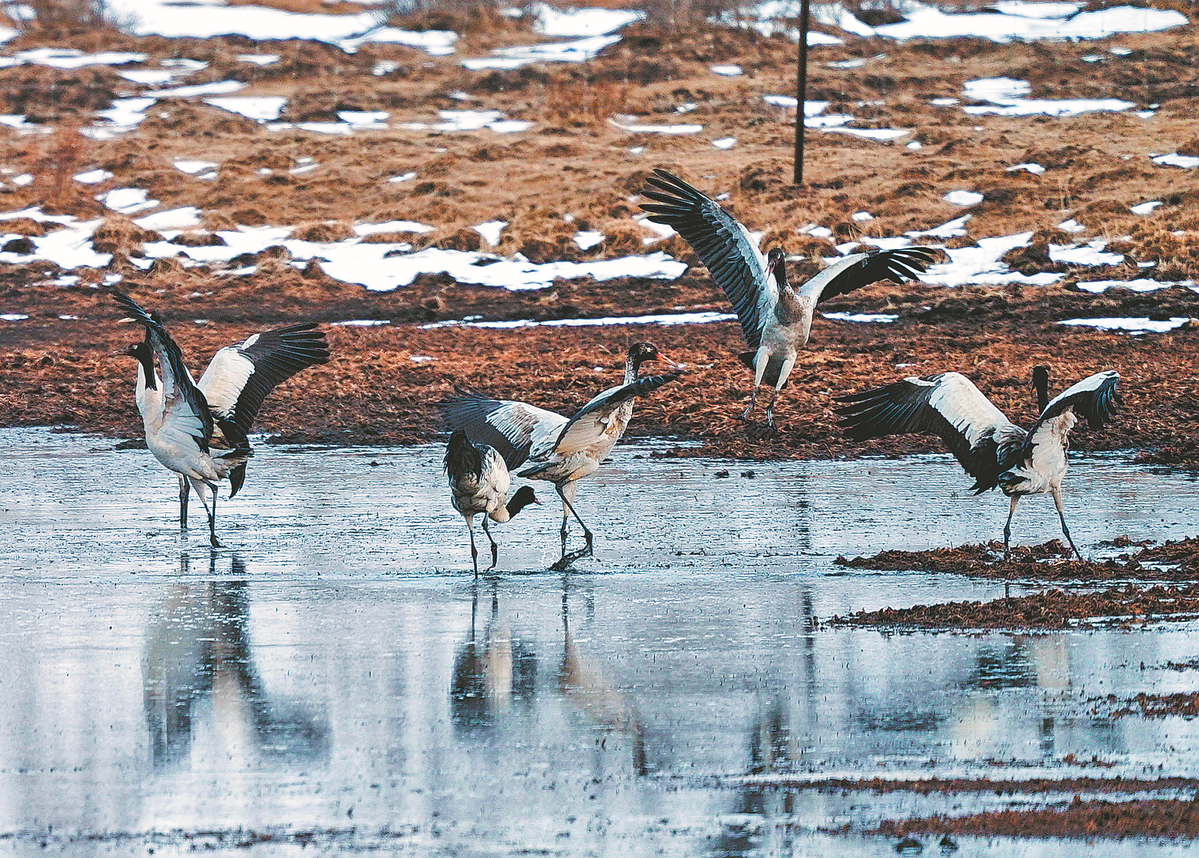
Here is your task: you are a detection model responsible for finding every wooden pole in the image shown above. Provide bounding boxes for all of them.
[793,0,811,185]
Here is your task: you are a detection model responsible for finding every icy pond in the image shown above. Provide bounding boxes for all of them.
[3,427,1199,856]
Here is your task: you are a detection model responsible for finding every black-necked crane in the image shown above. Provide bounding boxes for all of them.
[112,290,329,546]
[639,168,937,428]
[445,428,541,575]
[833,365,1120,559]
[441,342,683,570]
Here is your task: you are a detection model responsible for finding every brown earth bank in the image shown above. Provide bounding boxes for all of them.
[2,279,1198,461]
[736,775,1199,794]
[826,581,1199,630]
[835,536,1199,581]
[1,12,1198,460]
[875,795,1199,839]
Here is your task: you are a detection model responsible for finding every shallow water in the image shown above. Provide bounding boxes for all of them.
[2,427,1199,856]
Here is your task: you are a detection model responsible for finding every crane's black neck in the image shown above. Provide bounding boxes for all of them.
[1031,366,1050,413]
[134,342,157,391]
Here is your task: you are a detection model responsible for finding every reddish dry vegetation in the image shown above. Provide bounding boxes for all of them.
[877,796,1199,840]
[0,13,1198,459]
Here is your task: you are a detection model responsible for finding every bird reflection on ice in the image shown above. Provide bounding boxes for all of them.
[142,552,329,769]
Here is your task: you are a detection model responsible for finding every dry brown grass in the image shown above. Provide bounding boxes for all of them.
[542,78,633,125]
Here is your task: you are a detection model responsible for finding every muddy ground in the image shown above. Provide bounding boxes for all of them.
[0,11,1197,462]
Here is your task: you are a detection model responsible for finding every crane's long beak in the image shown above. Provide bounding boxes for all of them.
[654,353,685,371]
[109,343,138,358]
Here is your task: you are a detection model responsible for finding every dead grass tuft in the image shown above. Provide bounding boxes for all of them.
[292,220,355,242]
[91,216,163,260]
[542,78,632,126]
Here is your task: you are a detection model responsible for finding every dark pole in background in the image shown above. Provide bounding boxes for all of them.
[793,0,811,185]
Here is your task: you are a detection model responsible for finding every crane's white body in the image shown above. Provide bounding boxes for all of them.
[450,446,514,524]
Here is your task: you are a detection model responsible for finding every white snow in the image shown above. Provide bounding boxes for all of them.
[149,80,245,98]
[824,127,909,141]
[1057,218,1085,234]
[1077,279,1194,293]
[354,220,434,236]
[332,319,390,326]
[711,64,742,76]
[424,310,736,330]
[875,4,1186,42]
[174,160,218,176]
[133,207,202,230]
[964,77,1031,100]
[341,28,457,56]
[1131,201,1163,215]
[388,172,417,184]
[11,48,146,69]
[530,3,643,36]
[1153,153,1199,169]
[609,118,702,135]
[473,221,507,246]
[851,212,874,222]
[907,214,971,239]
[822,312,898,323]
[964,97,1135,117]
[943,190,983,206]
[1050,239,1122,266]
[574,231,605,251]
[462,34,620,70]
[97,188,158,215]
[117,69,178,85]
[1007,163,1046,175]
[712,137,737,150]
[0,313,29,321]
[205,96,286,121]
[1059,317,1190,334]
[73,169,112,184]
[922,232,1063,287]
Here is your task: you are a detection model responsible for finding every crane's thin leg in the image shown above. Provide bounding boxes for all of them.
[1003,495,1019,561]
[189,478,223,548]
[178,474,189,531]
[482,517,499,571]
[558,482,592,554]
[741,349,769,422]
[552,482,592,571]
[764,355,797,429]
[1052,487,1081,560]
[466,517,479,577]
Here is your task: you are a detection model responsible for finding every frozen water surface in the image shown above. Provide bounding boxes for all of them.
[4,428,1199,855]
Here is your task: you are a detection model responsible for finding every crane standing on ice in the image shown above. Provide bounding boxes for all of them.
[112,290,329,546]
[833,365,1120,558]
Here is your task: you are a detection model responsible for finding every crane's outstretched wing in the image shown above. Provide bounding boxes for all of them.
[798,246,938,305]
[550,371,684,458]
[440,385,567,471]
[1021,370,1120,459]
[112,289,213,453]
[640,169,773,351]
[197,323,329,442]
[833,371,1025,493]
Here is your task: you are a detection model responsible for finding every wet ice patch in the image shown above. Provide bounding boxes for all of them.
[1059,316,1190,334]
